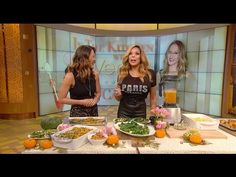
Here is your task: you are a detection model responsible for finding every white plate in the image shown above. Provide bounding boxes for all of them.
[27,130,51,139]
[69,116,105,125]
[114,122,155,137]
[28,130,57,140]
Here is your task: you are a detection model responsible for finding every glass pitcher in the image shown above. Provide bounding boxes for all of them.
[159,75,179,107]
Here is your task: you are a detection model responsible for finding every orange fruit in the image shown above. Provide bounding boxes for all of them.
[23,139,37,149]
[189,134,202,144]
[155,129,166,138]
[106,135,119,145]
[39,140,53,149]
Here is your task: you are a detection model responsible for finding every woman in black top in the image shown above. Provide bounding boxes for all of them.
[114,44,157,118]
[58,45,101,117]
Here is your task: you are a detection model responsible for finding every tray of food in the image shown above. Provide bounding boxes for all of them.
[182,113,219,130]
[51,125,97,149]
[69,117,105,126]
[219,119,236,131]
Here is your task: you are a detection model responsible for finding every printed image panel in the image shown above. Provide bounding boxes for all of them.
[158,35,176,54]
[70,33,95,52]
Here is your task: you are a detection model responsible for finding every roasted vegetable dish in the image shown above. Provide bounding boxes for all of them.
[220,119,236,130]
[57,127,92,139]
[70,117,105,125]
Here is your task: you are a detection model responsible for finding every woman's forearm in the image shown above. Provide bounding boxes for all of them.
[59,98,85,106]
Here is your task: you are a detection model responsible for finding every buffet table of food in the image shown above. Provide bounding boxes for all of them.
[22,115,236,154]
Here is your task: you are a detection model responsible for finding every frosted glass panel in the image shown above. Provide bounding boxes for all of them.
[213,27,227,50]
[200,36,213,51]
[178,78,185,91]
[39,93,60,115]
[176,33,188,44]
[178,91,184,108]
[187,52,199,72]
[55,30,70,51]
[198,51,209,72]
[211,50,225,72]
[185,73,198,92]
[197,73,207,93]
[209,94,222,116]
[197,93,210,114]
[184,92,197,112]
[187,29,214,52]
[55,51,71,72]
[210,73,223,94]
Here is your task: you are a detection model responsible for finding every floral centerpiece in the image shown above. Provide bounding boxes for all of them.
[150,106,170,130]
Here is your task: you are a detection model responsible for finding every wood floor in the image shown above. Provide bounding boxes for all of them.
[0,105,136,154]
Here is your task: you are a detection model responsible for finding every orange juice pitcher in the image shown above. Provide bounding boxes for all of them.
[164,89,177,104]
[158,74,182,124]
[159,75,179,107]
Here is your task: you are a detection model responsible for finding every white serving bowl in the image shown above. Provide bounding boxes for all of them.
[87,133,107,145]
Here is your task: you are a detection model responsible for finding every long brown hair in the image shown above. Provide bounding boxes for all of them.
[118,44,152,83]
[66,45,96,83]
[162,40,187,77]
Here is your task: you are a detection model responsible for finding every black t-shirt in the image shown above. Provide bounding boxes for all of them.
[69,69,96,100]
[117,69,156,118]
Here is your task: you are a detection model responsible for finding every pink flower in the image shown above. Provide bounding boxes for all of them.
[156,124,162,129]
[99,126,117,138]
[151,107,170,119]
[155,121,167,129]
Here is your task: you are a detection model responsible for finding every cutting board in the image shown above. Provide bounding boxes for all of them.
[166,127,227,139]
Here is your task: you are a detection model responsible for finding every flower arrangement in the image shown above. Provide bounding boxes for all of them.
[99,126,117,138]
[150,106,170,130]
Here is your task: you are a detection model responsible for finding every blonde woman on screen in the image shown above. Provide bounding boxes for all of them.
[157,40,190,106]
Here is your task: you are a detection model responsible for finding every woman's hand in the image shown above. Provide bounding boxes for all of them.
[114,85,122,98]
[82,97,99,107]
[83,99,96,107]
[113,85,122,101]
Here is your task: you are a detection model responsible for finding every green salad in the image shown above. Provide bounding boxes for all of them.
[118,121,149,135]
[29,129,57,138]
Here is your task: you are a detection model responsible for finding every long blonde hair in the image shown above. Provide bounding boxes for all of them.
[118,44,152,83]
[162,40,187,78]
[66,45,95,83]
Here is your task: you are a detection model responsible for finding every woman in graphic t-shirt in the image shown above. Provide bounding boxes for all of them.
[114,44,157,118]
